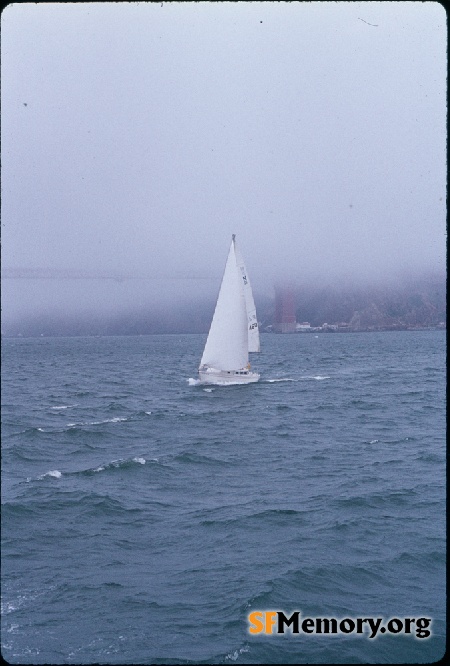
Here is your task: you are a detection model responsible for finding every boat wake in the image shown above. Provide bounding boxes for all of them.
[264,378,295,383]
[190,376,329,386]
[264,375,330,383]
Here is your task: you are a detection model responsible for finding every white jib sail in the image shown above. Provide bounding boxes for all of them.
[200,238,248,371]
[234,240,260,353]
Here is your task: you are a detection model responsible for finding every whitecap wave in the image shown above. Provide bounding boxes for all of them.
[93,457,146,473]
[1,600,19,615]
[226,646,249,661]
[67,417,127,427]
[51,405,77,410]
[37,470,62,480]
[187,377,201,386]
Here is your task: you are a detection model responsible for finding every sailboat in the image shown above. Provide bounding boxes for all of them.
[198,235,260,385]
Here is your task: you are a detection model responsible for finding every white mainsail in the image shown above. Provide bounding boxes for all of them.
[234,240,260,353]
[199,235,259,384]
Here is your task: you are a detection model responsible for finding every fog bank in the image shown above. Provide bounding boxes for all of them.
[1,2,446,328]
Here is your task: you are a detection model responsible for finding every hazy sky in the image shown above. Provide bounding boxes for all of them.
[1,1,446,322]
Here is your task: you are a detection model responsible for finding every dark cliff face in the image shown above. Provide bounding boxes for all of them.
[291,276,446,330]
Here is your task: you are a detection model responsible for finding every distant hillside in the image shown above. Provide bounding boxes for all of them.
[288,274,446,331]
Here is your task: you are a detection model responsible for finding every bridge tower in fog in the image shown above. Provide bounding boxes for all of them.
[274,285,297,333]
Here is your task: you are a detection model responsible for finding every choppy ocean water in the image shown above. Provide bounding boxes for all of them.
[1,331,446,664]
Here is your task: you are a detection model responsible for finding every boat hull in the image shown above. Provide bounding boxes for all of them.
[199,368,260,385]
